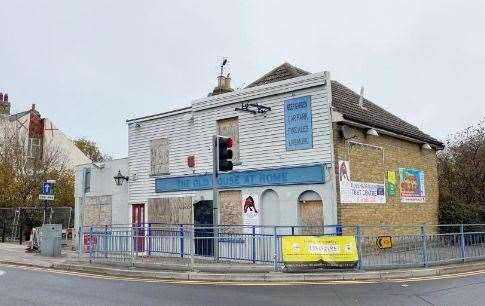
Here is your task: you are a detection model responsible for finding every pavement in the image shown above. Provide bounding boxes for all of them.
[2,242,485,282]
[1,263,485,306]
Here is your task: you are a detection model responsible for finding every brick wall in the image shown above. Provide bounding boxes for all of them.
[334,124,439,235]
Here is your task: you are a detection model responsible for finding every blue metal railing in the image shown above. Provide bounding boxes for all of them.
[85,224,485,271]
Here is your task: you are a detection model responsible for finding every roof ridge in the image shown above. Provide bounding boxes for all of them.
[246,62,310,88]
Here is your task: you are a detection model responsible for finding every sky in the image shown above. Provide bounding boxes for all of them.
[1,1,484,158]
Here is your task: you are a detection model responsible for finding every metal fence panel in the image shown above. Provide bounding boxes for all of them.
[84,223,485,271]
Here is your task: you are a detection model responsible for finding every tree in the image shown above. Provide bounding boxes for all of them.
[74,138,110,162]
[0,119,74,208]
[438,120,485,225]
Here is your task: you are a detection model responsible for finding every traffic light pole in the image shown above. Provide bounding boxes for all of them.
[212,135,219,261]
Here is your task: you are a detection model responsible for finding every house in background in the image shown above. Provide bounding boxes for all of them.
[0,92,91,168]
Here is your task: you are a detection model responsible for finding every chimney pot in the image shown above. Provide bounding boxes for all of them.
[4,93,8,102]
[31,103,36,110]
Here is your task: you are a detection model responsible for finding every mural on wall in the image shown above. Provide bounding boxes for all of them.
[399,168,426,203]
[284,95,313,151]
[242,193,259,232]
[338,160,386,204]
[386,171,397,196]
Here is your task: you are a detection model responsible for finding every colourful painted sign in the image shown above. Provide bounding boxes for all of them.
[338,160,386,203]
[284,96,313,151]
[281,236,359,264]
[387,171,397,196]
[155,164,325,192]
[242,193,259,233]
[399,168,426,203]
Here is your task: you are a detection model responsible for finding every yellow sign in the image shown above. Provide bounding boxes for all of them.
[376,236,392,249]
[281,236,359,264]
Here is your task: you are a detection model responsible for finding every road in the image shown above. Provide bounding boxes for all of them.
[0,264,484,306]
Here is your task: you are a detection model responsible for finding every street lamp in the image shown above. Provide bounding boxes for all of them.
[114,170,129,186]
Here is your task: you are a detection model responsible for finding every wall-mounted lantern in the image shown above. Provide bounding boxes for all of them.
[114,170,129,186]
[366,128,379,136]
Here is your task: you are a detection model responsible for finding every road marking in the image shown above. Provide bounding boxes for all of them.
[0,270,5,276]
[1,263,484,286]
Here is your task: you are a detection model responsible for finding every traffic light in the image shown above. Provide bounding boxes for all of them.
[217,136,233,172]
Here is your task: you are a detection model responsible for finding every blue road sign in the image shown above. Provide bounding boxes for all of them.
[42,182,54,195]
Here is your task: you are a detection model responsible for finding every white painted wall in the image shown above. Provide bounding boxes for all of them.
[127,72,335,220]
[74,158,129,229]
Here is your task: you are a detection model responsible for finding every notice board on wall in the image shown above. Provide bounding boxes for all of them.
[338,160,386,204]
[284,95,313,151]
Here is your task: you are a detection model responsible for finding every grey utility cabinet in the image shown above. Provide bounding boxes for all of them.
[40,224,62,257]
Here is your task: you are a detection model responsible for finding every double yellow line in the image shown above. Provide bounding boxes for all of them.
[1,263,484,286]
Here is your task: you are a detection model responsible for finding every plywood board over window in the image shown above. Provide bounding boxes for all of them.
[151,138,170,175]
[217,117,240,163]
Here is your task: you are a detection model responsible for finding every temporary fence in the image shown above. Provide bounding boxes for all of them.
[83,223,485,270]
[0,207,73,243]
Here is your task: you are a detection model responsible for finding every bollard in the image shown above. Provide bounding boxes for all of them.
[460,224,466,262]
[420,224,428,267]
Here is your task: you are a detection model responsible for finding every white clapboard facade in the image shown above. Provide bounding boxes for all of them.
[126,71,338,229]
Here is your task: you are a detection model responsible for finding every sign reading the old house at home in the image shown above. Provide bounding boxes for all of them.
[284,96,313,151]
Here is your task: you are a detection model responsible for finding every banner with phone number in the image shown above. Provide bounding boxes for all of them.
[281,236,359,264]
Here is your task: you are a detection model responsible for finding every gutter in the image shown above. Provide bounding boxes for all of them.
[335,117,444,150]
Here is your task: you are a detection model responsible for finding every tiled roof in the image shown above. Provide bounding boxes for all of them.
[246,63,310,88]
[247,63,444,148]
[331,81,443,147]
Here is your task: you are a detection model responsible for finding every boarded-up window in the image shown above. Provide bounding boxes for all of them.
[151,138,170,175]
[217,117,239,163]
[148,197,192,224]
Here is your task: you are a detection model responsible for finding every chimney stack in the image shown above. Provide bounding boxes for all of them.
[209,73,234,96]
[0,91,11,115]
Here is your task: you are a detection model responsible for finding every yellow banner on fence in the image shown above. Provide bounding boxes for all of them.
[281,236,359,264]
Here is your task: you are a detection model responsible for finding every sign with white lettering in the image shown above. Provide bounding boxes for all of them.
[284,96,313,151]
[39,181,55,201]
[155,164,325,192]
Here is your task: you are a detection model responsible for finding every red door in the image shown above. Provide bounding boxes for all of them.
[132,204,145,252]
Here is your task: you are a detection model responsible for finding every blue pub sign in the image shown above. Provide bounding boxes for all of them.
[155,164,326,193]
[284,95,313,151]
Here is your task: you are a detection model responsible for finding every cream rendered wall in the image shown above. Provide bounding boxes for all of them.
[43,118,91,168]
[74,158,129,230]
